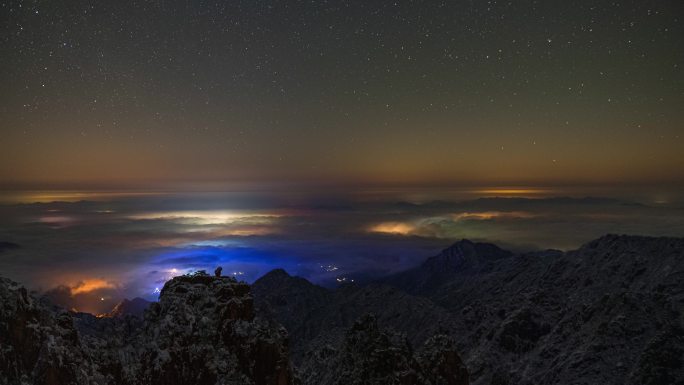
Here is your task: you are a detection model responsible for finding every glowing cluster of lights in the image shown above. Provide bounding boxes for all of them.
[231,271,245,276]
[70,279,116,295]
[335,277,354,283]
[127,210,279,226]
[368,222,415,235]
[320,264,339,272]
[160,268,181,281]
[475,188,552,196]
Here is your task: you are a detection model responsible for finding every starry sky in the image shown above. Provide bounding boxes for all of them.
[1,0,683,189]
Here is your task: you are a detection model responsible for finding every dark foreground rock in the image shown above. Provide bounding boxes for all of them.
[7,234,678,385]
[0,278,96,385]
[136,273,295,385]
[0,272,297,385]
[1,271,470,385]
[254,235,684,385]
[298,314,468,385]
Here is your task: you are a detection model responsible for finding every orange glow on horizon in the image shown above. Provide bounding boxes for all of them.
[368,222,416,235]
[368,210,539,237]
[127,210,284,225]
[474,188,554,196]
[0,191,167,204]
[70,279,117,295]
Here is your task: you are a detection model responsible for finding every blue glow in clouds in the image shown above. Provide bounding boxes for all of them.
[139,245,307,299]
[2,191,683,312]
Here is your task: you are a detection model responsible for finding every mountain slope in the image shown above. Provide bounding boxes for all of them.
[391,235,684,385]
[254,235,684,385]
[383,239,514,296]
[98,297,151,318]
[298,314,468,385]
[253,270,460,362]
[2,234,681,385]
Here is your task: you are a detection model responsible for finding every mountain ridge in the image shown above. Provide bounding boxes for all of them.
[253,234,684,385]
[97,297,151,318]
[1,234,682,385]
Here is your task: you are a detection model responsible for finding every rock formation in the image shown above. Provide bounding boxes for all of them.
[0,278,97,385]
[136,271,295,385]
[0,272,297,385]
[254,235,684,385]
[298,314,468,385]
[4,234,682,385]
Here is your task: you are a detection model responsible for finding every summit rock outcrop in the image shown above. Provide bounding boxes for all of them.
[1,272,298,385]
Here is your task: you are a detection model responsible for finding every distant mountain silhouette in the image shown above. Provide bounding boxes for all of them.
[382,239,513,295]
[98,297,151,318]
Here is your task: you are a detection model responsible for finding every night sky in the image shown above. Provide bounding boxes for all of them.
[2,0,683,188]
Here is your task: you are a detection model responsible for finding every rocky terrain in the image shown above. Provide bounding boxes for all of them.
[253,235,684,385]
[1,271,468,385]
[0,277,97,385]
[1,272,297,385]
[253,269,460,361]
[297,314,468,385]
[2,234,683,385]
[388,235,684,385]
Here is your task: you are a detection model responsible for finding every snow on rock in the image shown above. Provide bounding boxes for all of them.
[1,272,297,385]
[0,277,99,385]
[137,271,295,385]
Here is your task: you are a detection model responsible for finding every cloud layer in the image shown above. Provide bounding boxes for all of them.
[1,191,683,313]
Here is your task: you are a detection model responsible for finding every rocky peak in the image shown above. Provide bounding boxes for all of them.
[382,239,514,296]
[137,270,295,385]
[153,271,254,321]
[253,269,332,341]
[424,239,513,272]
[257,268,292,282]
[254,269,327,295]
[99,297,151,318]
